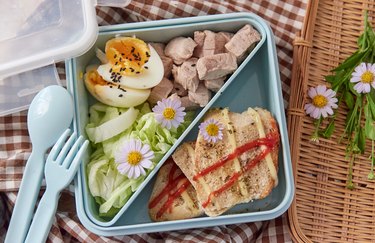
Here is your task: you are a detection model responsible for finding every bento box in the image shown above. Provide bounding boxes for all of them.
[66,12,294,236]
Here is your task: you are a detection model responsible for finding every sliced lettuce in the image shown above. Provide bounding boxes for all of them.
[86,104,138,144]
[85,102,195,216]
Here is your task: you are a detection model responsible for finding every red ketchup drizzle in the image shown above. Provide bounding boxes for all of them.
[148,159,191,219]
[195,133,279,208]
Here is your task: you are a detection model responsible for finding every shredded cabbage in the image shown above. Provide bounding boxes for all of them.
[85,102,194,218]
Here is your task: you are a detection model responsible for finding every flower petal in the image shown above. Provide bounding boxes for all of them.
[134,166,141,178]
[350,76,361,83]
[141,159,153,169]
[308,87,317,98]
[316,85,326,94]
[312,108,321,119]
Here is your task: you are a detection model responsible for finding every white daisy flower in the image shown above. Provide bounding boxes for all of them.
[304,85,338,119]
[152,97,186,129]
[350,62,375,94]
[199,118,224,143]
[114,139,154,179]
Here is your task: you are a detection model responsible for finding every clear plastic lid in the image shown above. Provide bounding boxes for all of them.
[0,0,98,79]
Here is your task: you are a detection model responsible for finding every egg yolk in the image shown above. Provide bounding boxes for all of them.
[105,37,150,77]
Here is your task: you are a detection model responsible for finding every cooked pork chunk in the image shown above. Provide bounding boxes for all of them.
[196,53,237,80]
[172,58,200,92]
[161,56,173,78]
[149,42,166,57]
[172,82,188,96]
[203,76,226,92]
[147,77,174,104]
[169,93,199,111]
[165,37,197,65]
[188,83,211,107]
[193,31,233,58]
[225,24,261,58]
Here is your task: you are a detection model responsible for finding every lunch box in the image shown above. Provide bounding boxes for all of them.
[66,12,294,236]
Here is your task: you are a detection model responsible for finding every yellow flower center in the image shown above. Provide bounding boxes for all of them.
[127,151,142,165]
[312,94,328,108]
[163,108,176,120]
[361,71,374,83]
[206,123,219,136]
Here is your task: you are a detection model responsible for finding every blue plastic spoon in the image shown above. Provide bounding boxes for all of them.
[5,85,74,243]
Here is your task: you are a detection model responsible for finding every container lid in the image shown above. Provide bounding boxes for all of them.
[0,0,98,79]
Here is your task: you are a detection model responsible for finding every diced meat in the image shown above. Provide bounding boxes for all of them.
[193,31,234,58]
[169,93,199,111]
[216,32,233,53]
[193,31,206,58]
[196,53,237,80]
[204,76,226,92]
[172,82,188,96]
[172,58,200,92]
[165,37,197,65]
[225,24,261,58]
[188,83,211,107]
[147,77,174,104]
[149,42,166,57]
[180,96,200,110]
[161,56,173,78]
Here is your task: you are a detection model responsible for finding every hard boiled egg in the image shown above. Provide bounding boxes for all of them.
[84,66,150,108]
[97,37,164,90]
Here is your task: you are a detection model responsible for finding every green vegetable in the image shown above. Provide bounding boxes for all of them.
[321,11,375,188]
[86,103,139,143]
[85,102,195,217]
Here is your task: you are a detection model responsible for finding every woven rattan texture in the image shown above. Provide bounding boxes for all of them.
[288,0,375,242]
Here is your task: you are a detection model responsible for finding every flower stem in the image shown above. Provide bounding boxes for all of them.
[368,139,375,180]
[346,153,355,189]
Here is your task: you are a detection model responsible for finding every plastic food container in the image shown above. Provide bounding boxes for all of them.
[66,13,294,236]
[0,0,130,117]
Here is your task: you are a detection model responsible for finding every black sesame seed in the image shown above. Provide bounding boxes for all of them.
[109,68,112,72]
[119,94,123,97]
[119,112,122,115]
[136,71,140,74]
[110,85,113,88]
[114,54,117,58]
[115,62,118,65]
[88,113,91,117]
[191,64,196,67]
[144,66,148,69]
[129,59,132,61]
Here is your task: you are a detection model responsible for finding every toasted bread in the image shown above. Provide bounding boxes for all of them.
[148,143,204,221]
[173,107,279,216]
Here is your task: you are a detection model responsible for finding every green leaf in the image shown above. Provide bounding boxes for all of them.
[333,50,365,72]
[325,75,335,84]
[367,96,375,120]
[321,121,335,138]
[365,103,375,140]
[344,90,355,110]
[358,127,366,153]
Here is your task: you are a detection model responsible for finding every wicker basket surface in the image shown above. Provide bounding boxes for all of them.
[287,0,375,242]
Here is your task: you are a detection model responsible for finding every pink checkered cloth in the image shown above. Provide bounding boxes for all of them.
[0,0,306,242]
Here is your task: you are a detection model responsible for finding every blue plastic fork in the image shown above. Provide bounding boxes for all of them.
[24,129,88,243]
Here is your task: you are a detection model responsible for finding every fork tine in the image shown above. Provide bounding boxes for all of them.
[62,136,84,169]
[49,129,71,160]
[64,139,89,171]
[56,132,77,164]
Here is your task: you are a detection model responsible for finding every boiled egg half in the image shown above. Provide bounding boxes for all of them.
[97,37,164,90]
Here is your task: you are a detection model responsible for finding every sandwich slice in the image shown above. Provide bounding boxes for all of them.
[148,143,204,221]
[173,107,279,216]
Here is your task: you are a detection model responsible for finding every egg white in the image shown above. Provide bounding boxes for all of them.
[84,66,151,108]
[97,44,164,90]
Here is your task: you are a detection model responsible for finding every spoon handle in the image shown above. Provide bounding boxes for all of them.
[5,149,45,243]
